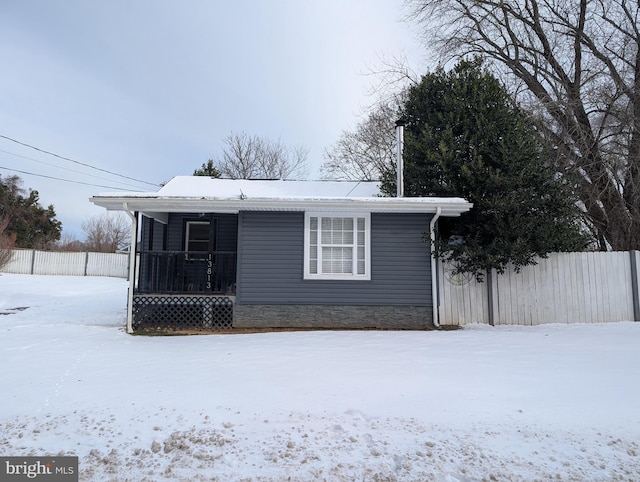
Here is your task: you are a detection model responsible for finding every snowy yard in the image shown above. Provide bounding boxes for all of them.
[0,274,638,481]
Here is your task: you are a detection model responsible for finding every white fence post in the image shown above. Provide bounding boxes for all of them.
[631,250,640,322]
[486,269,495,326]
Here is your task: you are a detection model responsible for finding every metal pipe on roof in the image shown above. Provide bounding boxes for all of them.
[395,119,405,197]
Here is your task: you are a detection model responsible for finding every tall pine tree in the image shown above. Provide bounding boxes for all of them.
[382,59,588,280]
[0,175,61,249]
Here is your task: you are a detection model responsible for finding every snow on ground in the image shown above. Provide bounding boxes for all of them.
[0,273,639,481]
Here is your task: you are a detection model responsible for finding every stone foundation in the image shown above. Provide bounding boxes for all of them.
[233,304,433,330]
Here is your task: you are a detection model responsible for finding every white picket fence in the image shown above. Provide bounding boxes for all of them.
[439,251,640,325]
[1,249,129,278]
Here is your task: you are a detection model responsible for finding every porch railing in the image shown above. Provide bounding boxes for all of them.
[136,251,237,295]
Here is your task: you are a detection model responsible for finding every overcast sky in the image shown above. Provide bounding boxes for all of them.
[0,0,428,239]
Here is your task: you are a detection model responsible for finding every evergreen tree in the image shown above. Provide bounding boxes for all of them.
[382,59,588,280]
[0,175,62,249]
[193,159,222,177]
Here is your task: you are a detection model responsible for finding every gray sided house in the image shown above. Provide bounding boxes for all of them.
[90,177,472,333]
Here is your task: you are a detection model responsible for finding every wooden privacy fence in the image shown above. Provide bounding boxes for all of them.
[1,249,129,278]
[439,251,640,325]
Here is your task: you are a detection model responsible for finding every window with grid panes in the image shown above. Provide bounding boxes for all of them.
[304,213,370,280]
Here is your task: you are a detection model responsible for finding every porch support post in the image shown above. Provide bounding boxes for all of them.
[124,204,138,334]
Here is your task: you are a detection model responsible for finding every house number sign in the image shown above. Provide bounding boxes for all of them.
[206,253,213,291]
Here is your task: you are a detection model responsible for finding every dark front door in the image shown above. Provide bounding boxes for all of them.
[183,217,217,292]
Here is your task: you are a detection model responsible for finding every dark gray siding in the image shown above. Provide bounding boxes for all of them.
[140,215,166,251]
[236,211,432,306]
[165,213,238,252]
[138,216,167,289]
[140,216,151,249]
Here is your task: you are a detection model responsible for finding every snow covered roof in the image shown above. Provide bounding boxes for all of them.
[157,177,381,198]
[90,176,472,221]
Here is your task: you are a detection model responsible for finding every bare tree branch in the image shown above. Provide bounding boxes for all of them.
[321,93,406,181]
[0,215,15,270]
[215,132,309,180]
[82,213,130,253]
[406,0,640,249]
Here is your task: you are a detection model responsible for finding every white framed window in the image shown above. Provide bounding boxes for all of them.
[304,212,370,280]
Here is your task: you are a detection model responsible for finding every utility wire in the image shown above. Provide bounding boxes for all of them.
[0,165,140,191]
[0,134,159,187]
[0,148,150,190]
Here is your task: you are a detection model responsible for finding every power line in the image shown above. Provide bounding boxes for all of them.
[0,165,141,191]
[0,134,159,187]
[0,148,150,190]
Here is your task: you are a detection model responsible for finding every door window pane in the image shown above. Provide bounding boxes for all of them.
[186,221,210,252]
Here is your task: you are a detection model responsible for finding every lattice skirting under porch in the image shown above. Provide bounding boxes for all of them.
[132,295,233,332]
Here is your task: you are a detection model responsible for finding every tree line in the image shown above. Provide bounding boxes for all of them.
[405,0,639,252]
[317,0,640,279]
[190,0,640,280]
[0,174,129,270]
[5,1,638,280]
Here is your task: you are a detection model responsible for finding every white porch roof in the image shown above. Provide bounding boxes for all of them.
[90,176,473,222]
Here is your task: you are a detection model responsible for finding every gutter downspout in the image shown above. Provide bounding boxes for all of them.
[123,203,138,334]
[430,207,442,328]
